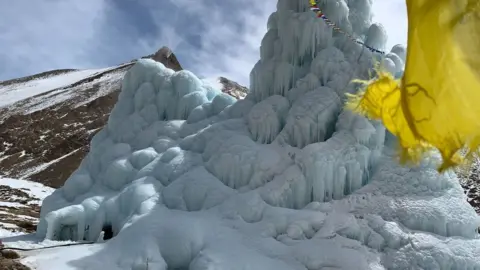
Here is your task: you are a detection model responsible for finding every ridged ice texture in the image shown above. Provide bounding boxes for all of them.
[37,1,480,269]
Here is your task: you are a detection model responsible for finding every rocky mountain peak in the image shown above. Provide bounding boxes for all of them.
[151,46,183,71]
[218,76,248,99]
[148,46,248,99]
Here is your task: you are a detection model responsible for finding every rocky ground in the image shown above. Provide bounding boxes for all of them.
[0,254,31,270]
[0,178,54,270]
[457,159,480,214]
[0,186,43,234]
[0,178,53,234]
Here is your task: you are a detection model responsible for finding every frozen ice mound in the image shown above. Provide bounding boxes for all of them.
[37,0,480,269]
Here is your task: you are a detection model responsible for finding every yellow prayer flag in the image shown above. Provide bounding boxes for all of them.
[346,0,480,172]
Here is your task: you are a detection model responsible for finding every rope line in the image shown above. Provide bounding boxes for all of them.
[308,0,385,54]
[0,241,96,252]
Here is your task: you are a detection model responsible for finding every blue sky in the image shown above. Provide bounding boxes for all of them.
[0,0,407,86]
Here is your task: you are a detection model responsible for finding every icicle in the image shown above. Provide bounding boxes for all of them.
[390,44,406,62]
[250,60,276,101]
[334,166,347,199]
[177,92,209,120]
[279,88,341,148]
[324,160,334,201]
[260,29,279,61]
[267,11,278,30]
[248,102,281,144]
[385,52,404,74]
[287,73,321,103]
[312,161,326,202]
[299,11,333,62]
[364,23,387,52]
[273,62,295,96]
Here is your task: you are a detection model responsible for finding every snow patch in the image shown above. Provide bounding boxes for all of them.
[0,177,54,203]
[0,68,111,109]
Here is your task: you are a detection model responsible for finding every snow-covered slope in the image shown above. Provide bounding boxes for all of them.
[0,63,132,189]
[0,65,132,118]
[0,177,54,236]
[28,0,480,269]
[0,177,54,270]
[0,67,116,110]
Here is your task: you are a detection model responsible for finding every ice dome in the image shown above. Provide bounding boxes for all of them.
[37,0,480,269]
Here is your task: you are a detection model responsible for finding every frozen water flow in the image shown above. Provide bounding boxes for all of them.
[36,0,480,269]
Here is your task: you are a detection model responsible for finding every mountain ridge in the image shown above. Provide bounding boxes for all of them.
[0,46,247,188]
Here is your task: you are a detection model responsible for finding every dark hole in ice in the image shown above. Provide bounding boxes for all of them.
[102,224,113,240]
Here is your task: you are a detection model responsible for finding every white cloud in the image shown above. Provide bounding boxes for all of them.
[0,0,407,89]
[157,0,408,86]
[0,0,107,80]
[160,0,276,86]
[0,0,275,86]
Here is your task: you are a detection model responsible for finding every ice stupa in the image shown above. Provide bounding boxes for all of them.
[37,0,480,269]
